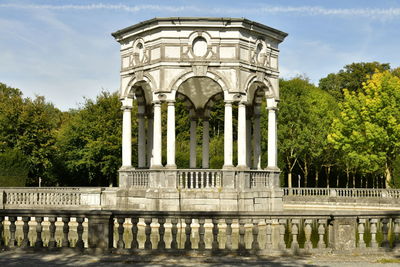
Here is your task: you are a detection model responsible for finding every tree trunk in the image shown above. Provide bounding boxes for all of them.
[315,170,319,187]
[304,164,308,187]
[385,163,392,189]
[326,166,331,188]
[288,172,292,188]
[345,168,350,188]
[352,173,355,188]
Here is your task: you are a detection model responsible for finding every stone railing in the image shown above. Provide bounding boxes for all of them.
[283,187,400,198]
[248,171,274,188]
[126,170,150,188]
[177,170,222,189]
[283,187,400,210]
[0,187,104,210]
[1,209,400,254]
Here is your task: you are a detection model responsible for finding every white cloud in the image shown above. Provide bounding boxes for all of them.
[1,3,400,19]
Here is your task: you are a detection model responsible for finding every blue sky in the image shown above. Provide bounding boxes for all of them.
[1,0,400,110]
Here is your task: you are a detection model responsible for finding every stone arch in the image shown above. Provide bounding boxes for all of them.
[244,75,276,105]
[170,70,230,93]
[122,74,156,106]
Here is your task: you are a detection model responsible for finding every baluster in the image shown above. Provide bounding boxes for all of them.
[117,217,125,249]
[205,172,209,188]
[291,219,299,252]
[157,217,166,250]
[216,172,221,187]
[198,218,206,250]
[212,218,219,250]
[130,217,139,250]
[381,218,390,249]
[21,216,30,247]
[238,219,246,251]
[62,216,70,247]
[304,219,313,250]
[48,216,57,248]
[190,172,194,188]
[317,219,326,249]
[394,218,400,248]
[144,217,152,250]
[225,218,233,250]
[178,172,182,189]
[358,219,366,248]
[265,219,272,250]
[171,218,178,249]
[370,218,378,248]
[279,219,287,250]
[195,172,199,188]
[251,219,259,251]
[0,216,4,247]
[8,216,17,248]
[76,217,84,250]
[35,216,43,248]
[184,218,192,250]
[200,172,204,188]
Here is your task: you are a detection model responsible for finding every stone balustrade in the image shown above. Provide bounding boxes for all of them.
[283,187,400,210]
[0,187,104,210]
[1,209,400,254]
[283,187,400,198]
[177,170,222,189]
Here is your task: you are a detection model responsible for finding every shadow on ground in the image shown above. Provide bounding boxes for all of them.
[0,250,326,267]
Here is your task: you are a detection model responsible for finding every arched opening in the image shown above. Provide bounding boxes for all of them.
[176,77,224,169]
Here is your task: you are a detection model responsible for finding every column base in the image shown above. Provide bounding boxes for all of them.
[165,164,177,169]
[265,166,280,172]
[119,166,134,171]
[150,165,164,170]
[236,165,250,171]
[223,164,235,170]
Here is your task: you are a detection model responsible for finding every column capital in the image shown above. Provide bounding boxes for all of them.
[121,97,133,110]
[224,100,233,106]
[238,101,247,107]
[167,100,176,105]
[121,105,132,111]
[152,100,162,106]
[266,98,278,110]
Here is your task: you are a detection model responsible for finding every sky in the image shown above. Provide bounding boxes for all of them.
[1,0,400,111]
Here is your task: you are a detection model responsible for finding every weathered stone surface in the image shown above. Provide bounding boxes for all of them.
[329,217,356,250]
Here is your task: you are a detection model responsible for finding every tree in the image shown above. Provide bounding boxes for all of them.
[319,62,391,100]
[56,92,126,186]
[1,83,62,186]
[0,148,29,186]
[328,71,400,187]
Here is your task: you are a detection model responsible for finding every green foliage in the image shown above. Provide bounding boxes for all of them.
[0,83,61,186]
[319,62,391,100]
[55,92,124,186]
[328,71,400,187]
[275,77,338,186]
[0,148,29,186]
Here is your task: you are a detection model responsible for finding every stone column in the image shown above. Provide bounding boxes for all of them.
[190,113,197,168]
[267,98,278,169]
[121,98,133,168]
[202,118,210,169]
[151,101,162,169]
[246,109,252,168]
[166,101,176,168]
[224,101,234,169]
[137,105,146,168]
[237,102,247,169]
[146,113,153,168]
[253,105,261,169]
